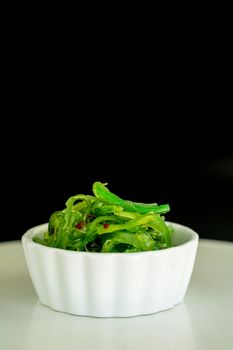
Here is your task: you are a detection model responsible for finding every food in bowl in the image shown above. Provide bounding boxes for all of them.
[22,182,199,317]
[33,182,172,253]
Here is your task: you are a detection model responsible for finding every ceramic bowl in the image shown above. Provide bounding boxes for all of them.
[22,222,198,317]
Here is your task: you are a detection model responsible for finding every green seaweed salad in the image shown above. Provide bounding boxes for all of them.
[33,182,172,253]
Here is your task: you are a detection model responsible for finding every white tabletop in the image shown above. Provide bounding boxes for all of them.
[0,239,233,350]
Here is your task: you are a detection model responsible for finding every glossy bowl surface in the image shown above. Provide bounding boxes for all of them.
[22,222,199,317]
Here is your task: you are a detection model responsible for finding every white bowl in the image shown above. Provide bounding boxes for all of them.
[22,222,198,317]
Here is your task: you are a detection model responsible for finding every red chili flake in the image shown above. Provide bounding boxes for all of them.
[103,223,110,229]
[76,222,84,230]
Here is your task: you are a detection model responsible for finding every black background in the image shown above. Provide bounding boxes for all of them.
[1,35,233,243]
[2,109,233,243]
